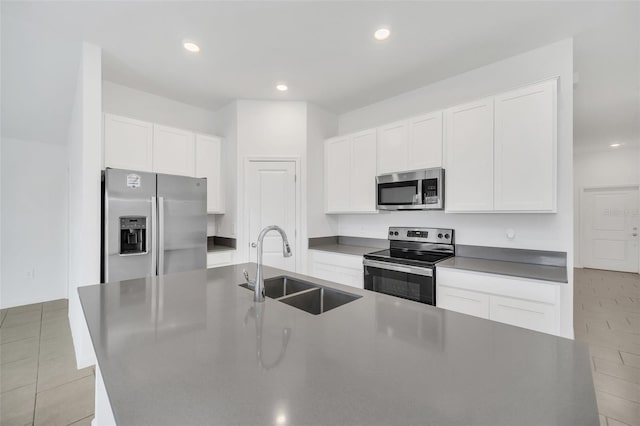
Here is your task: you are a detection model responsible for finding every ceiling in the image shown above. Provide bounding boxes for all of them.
[1,1,638,149]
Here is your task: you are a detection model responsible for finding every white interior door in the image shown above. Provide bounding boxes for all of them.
[246,161,297,272]
[582,187,639,273]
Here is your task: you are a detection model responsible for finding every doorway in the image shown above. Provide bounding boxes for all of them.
[245,159,298,272]
[581,186,639,273]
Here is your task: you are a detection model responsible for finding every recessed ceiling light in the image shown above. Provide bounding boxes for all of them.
[374,28,391,41]
[610,143,622,148]
[276,83,288,92]
[183,41,200,53]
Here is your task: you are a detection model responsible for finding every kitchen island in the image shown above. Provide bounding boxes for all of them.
[79,263,598,425]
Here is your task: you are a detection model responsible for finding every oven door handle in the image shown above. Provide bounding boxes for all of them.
[363,259,433,277]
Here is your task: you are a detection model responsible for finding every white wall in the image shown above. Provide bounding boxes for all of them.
[232,101,307,269]
[68,43,102,369]
[337,39,575,338]
[574,146,640,267]
[0,138,68,308]
[102,81,220,135]
[307,104,339,239]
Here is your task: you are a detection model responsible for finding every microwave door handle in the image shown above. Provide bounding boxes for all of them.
[363,259,433,277]
[416,180,423,204]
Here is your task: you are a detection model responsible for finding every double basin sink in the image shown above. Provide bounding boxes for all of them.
[240,275,361,315]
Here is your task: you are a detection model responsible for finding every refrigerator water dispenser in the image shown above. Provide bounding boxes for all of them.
[119,217,147,255]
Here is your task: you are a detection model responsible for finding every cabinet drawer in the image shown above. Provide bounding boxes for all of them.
[437,267,558,304]
[437,286,490,319]
[308,250,363,269]
[490,295,558,335]
[207,251,234,268]
[311,263,363,289]
[308,250,364,289]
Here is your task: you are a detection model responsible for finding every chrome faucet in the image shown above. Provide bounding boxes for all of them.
[244,225,292,302]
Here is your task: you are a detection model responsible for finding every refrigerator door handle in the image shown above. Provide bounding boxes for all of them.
[150,196,157,276]
[158,196,165,275]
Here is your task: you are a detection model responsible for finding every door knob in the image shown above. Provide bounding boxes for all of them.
[251,242,257,248]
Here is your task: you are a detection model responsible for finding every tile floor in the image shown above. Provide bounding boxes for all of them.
[0,268,638,425]
[0,299,94,426]
[574,268,640,426]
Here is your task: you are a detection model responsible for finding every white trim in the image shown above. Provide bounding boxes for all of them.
[243,156,303,273]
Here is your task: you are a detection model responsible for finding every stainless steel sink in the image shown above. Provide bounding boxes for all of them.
[278,286,361,315]
[239,275,317,299]
[239,275,361,314]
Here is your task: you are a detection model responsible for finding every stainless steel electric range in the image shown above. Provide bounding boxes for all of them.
[363,227,455,305]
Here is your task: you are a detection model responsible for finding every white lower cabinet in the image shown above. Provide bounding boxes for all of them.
[307,250,364,289]
[207,251,234,268]
[437,286,490,319]
[489,295,558,334]
[436,267,560,336]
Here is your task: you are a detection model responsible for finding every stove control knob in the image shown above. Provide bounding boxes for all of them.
[438,233,443,239]
[389,231,393,236]
[444,233,450,239]
[394,231,399,236]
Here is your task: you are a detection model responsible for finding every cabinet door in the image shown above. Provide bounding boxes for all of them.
[377,120,408,174]
[325,137,351,212]
[408,111,443,169]
[308,251,364,288]
[152,125,195,176]
[490,295,558,335]
[494,79,557,211]
[445,98,494,211]
[195,134,224,213]
[104,114,153,172]
[350,130,377,212]
[437,285,490,319]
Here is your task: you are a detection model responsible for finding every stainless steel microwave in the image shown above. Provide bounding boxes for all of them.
[376,168,444,210]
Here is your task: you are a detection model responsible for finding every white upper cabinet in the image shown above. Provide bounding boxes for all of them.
[377,120,409,174]
[377,113,444,174]
[104,114,153,172]
[325,136,351,212]
[152,125,196,176]
[104,115,225,211]
[195,134,224,214]
[325,130,377,213]
[408,111,443,170]
[350,130,378,212]
[494,79,557,212]
[445,98,495,212]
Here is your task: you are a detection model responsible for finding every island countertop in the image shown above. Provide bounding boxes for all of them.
[79,263,598,426]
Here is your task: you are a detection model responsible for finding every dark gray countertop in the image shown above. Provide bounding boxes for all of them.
[207,245,235,253]
[308,243,379,256]
[79,264,596,425]
[438,256,568,283]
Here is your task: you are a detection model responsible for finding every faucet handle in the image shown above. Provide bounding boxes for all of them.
[243,269,255,288]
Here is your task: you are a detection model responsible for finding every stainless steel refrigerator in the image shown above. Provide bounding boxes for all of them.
[101,168,207,283]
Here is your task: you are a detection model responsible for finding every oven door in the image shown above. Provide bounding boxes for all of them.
[363,259,435,305]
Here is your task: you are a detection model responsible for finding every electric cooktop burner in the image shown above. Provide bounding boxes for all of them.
[363,227,455,268]
[366,248,453,265]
